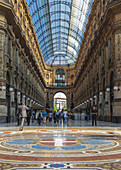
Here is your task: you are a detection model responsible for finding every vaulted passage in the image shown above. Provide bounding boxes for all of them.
[0,0,121,168]
[0,0,121,123]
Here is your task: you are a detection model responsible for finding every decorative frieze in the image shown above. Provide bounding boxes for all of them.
[115,34,121,79]
[0,32,5,79]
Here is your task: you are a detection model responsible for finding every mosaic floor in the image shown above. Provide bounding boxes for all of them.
[0,126,121,169]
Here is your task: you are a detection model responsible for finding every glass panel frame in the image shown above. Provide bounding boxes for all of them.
[26,0,94,65]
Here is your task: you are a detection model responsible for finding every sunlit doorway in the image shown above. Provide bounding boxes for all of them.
[54,92,67,111]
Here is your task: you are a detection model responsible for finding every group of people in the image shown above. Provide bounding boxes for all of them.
[52,109,69,126]
[17,102,70,131]
[17,102,98,131]
[35,109,70,126]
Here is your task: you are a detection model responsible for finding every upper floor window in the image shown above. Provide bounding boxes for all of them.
[55,69,65,80]
[102,49,104,65]
[12,45,14,58]
[16,48,18,64]
[71,75,74,80]
[8,37,11,57]
[55,68,65,86]
[47,91,49,100]
[71,93,73,100]
[46,74,49,79]
[109,38,111,58]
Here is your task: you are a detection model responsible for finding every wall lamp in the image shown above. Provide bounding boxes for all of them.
[2,86,6,90]
[94,95,97,98]
[9,88,13,92]
[23,95,26,98]
[99,92,103,96]
[90,98,92,101]
[106,88,110,92]
[17,92,20,95]
[114,86,120,91]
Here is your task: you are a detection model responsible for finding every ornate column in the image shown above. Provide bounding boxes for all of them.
[98,92,103,119]
[113,33,121,122]
[22,95,26,104]
[90,98,93,107]
[17,92,21,104]
[104,88,110,121]
[9,87,16,121]
[0,13,7,122]
[94,95,97,106]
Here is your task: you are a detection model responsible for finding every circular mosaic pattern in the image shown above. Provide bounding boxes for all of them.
[1,135,118,152]
[0,127,121,166]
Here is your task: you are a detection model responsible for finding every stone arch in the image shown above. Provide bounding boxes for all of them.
[53,91,67,110]
[55,68,65,74]
[53,90,67,99]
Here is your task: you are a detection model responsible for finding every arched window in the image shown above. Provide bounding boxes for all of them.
[55,69,65,86]
[71,93,73,101]
[6,72,10,85]
[47,91,49,100]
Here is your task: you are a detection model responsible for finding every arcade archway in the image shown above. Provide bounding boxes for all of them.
[54,92,67,111]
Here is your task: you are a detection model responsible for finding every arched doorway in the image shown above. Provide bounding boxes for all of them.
[54,92,67,111]
[6,72,11,123]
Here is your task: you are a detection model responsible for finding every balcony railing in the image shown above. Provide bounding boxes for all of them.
[49,83,73,87]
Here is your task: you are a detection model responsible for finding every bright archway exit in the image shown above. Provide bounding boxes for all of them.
[54,92,67,111]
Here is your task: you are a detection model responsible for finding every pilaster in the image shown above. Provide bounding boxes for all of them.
[0,13,7,122]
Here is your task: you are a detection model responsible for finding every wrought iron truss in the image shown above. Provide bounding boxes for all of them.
[26,0,94,65]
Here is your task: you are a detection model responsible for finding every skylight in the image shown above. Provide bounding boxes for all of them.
[26,0,94,65]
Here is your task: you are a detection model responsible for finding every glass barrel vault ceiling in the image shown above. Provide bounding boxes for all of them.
[26,0,94,66]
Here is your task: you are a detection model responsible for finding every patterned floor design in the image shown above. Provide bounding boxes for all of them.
[0,126,121,169]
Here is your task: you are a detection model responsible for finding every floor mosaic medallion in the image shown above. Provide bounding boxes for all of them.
[0,126,121,169]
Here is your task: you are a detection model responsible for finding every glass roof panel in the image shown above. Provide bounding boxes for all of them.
[26,0,94,65]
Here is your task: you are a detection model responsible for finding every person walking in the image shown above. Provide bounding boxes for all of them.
[16,104,21,126]
[27,106,31,126]
[37,110,42,125]
[42,109,47,124]
[18,102,29,131]
[31,110,35,123]
[49,111,53,123]
[86,111,90,121]
[56,109,60,126]
[60,109,64,125]
[63,109,69,126]
[91,106,98,126]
